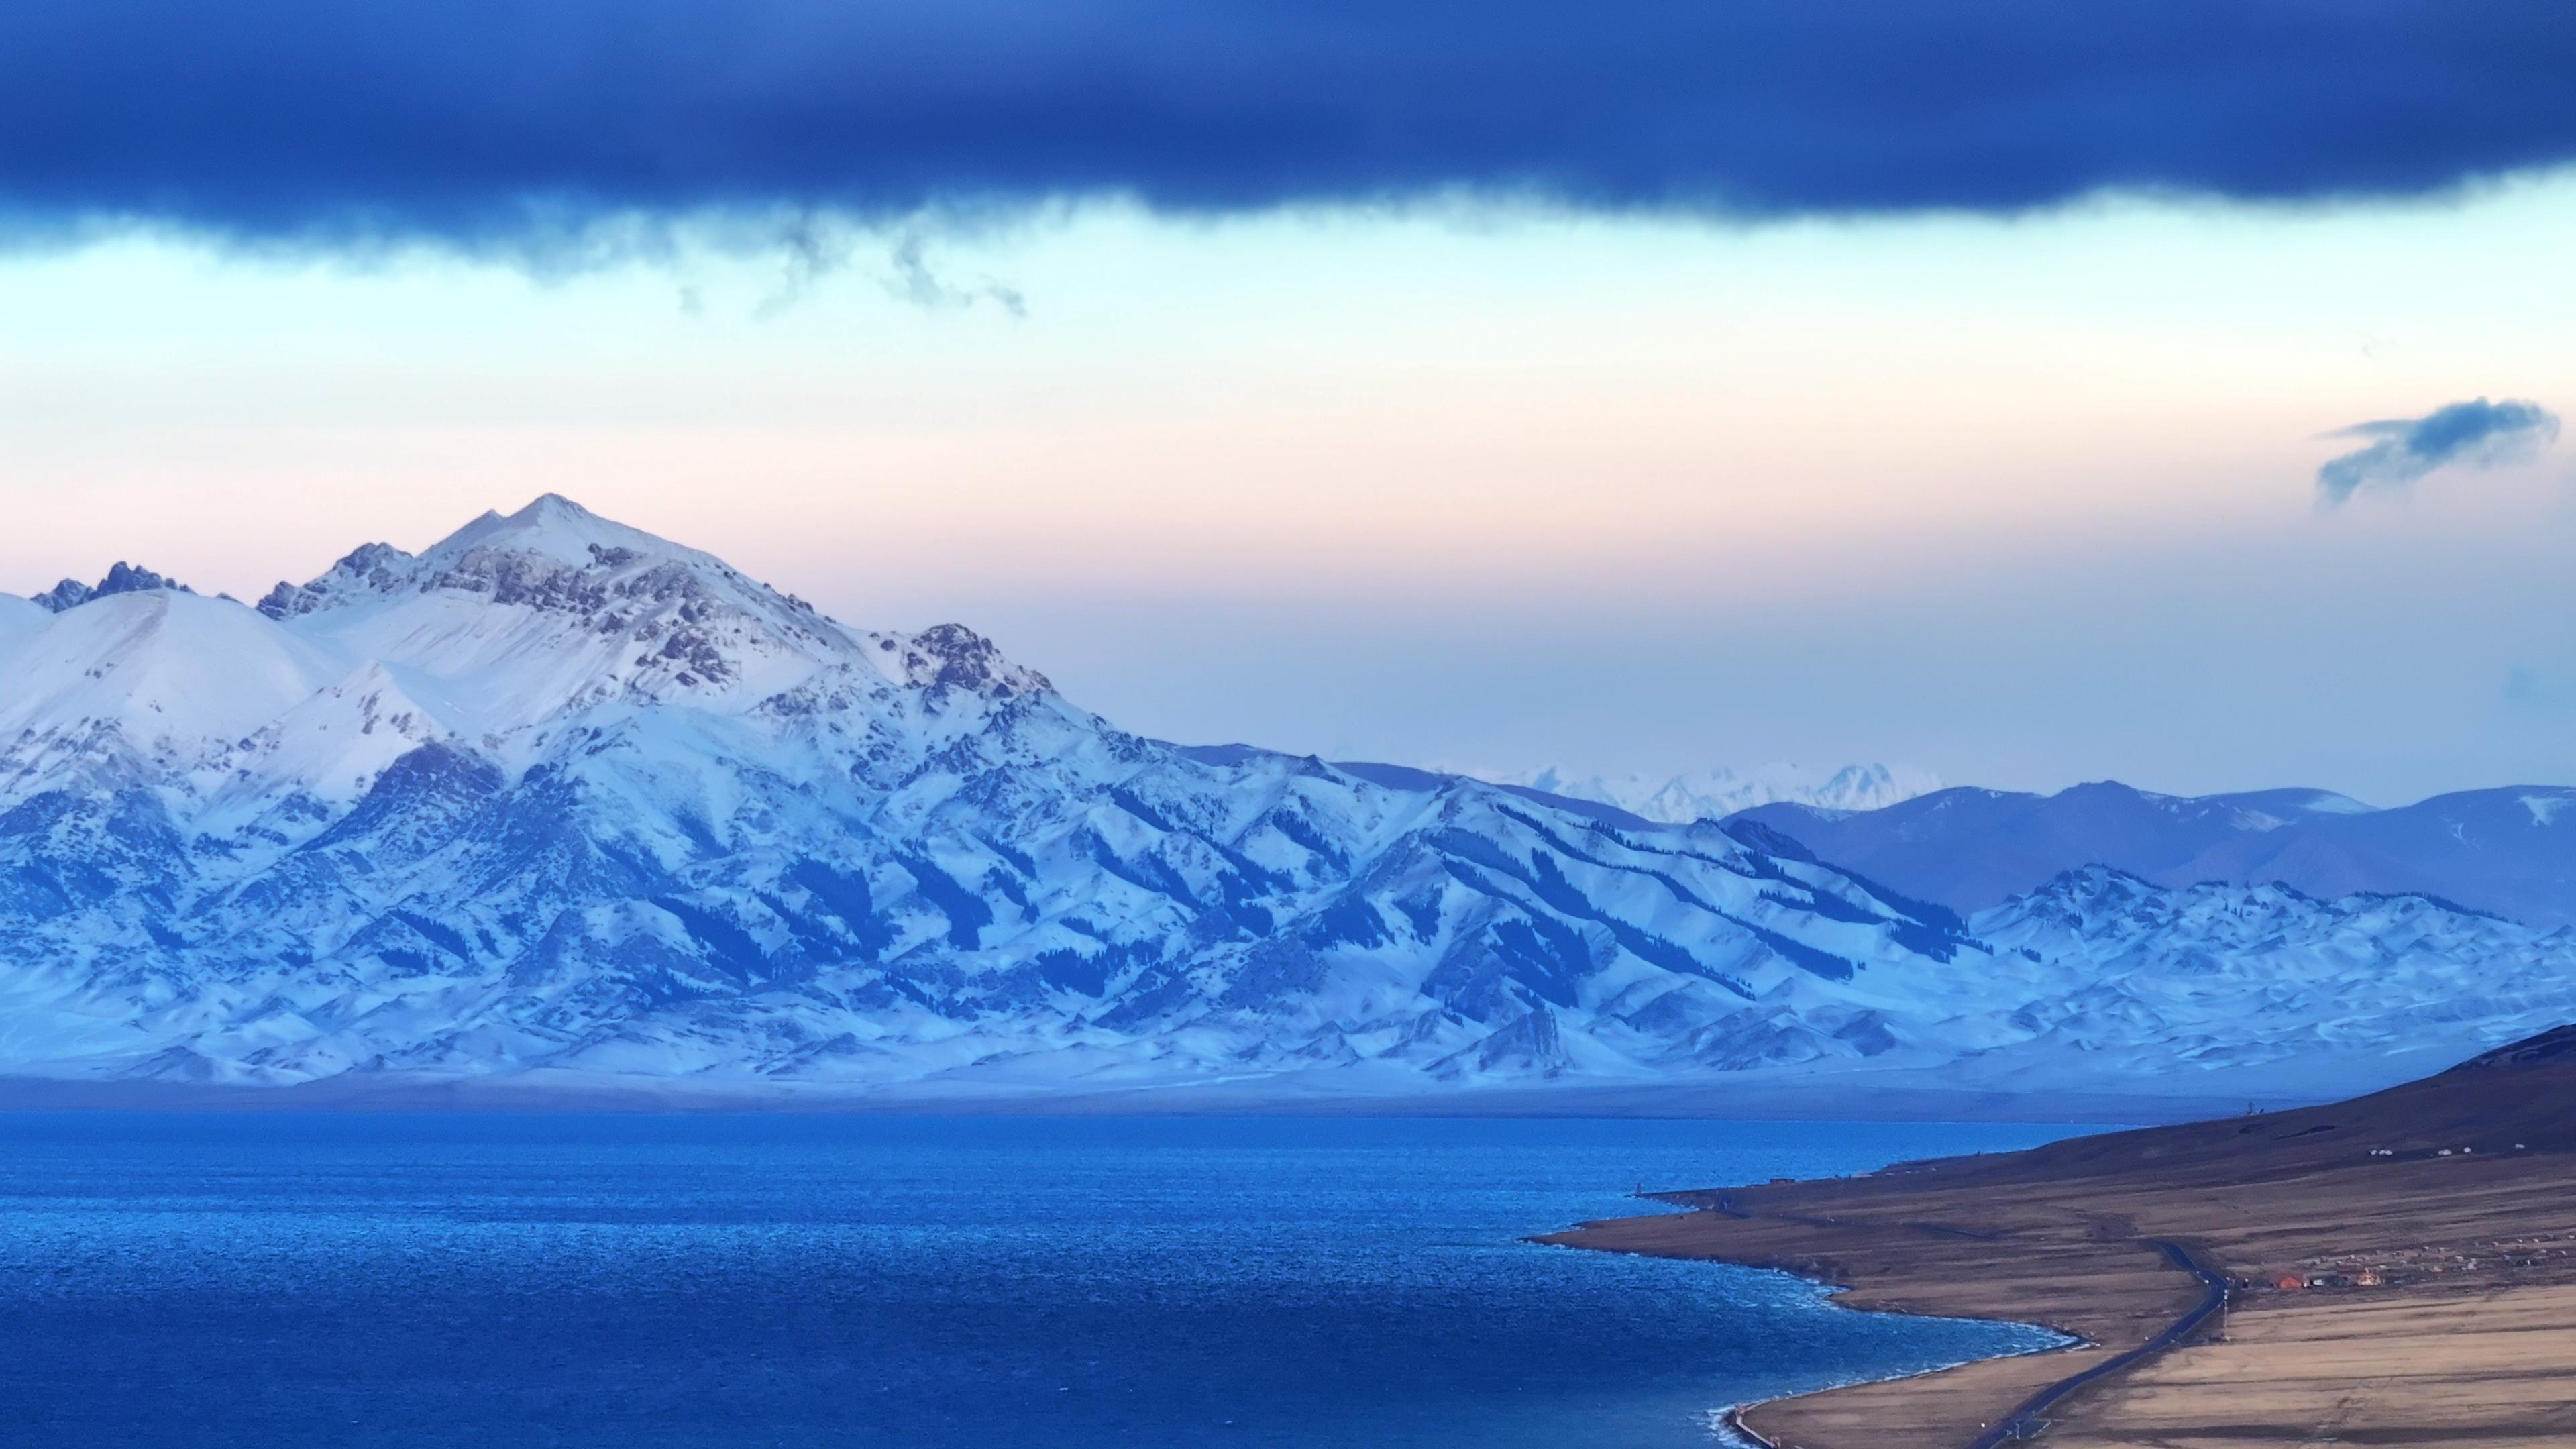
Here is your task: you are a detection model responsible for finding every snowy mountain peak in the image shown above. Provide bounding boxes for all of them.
[422,492,694,571]
[233,500,1074,750]
[1487,760,1939,823]
[283,496,753,614]
[1736,777,2576,928]
[244,496,904,738]
[264,497,784,622]
[875,622,1053,698]
[258,543,416,620]
[28,561,194,614]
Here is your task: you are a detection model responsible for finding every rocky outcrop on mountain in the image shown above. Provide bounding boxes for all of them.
[28,561,193,613]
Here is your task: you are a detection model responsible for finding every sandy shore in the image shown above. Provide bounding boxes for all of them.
[1542,1030,2576,1447]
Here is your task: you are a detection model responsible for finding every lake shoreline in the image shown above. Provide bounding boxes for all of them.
[1540,1203,2136,1449]
[1543,1030,2576,1447]
[1537,1228,2084,1447]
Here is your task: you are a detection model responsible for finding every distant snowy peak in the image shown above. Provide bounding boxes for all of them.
[259,494,815,635]
[1737,778,2576,928]
[1983,864,2503,940]
[1491,761,1939,823]
[28,561,193,614]
[0,492,1073,820]
[243,494,1052,739]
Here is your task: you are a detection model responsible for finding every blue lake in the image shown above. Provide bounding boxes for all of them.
[0,1114,2077,1448]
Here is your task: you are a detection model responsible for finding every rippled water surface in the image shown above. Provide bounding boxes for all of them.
[0,1113,2078,1448]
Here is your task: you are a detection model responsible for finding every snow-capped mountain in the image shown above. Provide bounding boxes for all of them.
[0,496,2568,1110]
[1479,762,1939,824]
[1953,867,2576,1093]
[1733,780,2576,928]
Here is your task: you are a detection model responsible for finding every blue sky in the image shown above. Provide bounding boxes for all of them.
[3,3,2573,802]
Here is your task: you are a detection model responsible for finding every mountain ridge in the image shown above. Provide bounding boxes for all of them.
[1733,777,2576,927]
[2,496,2569,1108]
[1474,761,1939,823]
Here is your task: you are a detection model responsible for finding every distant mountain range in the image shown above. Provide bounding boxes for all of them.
[3,496,2571,1112]
[1733,780,2576,928]
[1474,762,1939,824]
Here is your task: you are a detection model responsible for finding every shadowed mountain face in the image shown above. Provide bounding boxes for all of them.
[1733,780,2576,927]
[1,497,2572,1106]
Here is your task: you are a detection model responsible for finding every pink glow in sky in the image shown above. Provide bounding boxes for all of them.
[2,195,2571,802]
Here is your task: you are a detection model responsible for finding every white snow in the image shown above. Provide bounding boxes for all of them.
[1482,761,1940,822]
[0,593,46,641]
[0,591,345,795]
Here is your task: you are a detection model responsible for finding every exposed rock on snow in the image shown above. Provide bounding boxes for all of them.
[28,561,193,614]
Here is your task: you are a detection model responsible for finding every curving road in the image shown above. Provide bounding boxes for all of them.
[1964,1239,2228,1448]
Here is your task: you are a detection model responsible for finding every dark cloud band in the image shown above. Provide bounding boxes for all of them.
[5,1,2575,249]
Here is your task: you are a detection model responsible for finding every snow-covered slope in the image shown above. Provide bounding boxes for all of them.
[0,592,48,643]
[1955,868,2576,1093]
[1,498,2568,1109]
[1487,763,1938,824]
[1735,780,2576,928]
[0,590,347,795]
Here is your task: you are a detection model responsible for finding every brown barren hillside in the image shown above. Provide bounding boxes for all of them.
[1543,1025,2576,1449]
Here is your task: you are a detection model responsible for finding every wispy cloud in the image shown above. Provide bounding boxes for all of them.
[744,219,1027,319]
[2316,398,2561,503]
[885,233,1027,319]
[4,2,2576,260]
